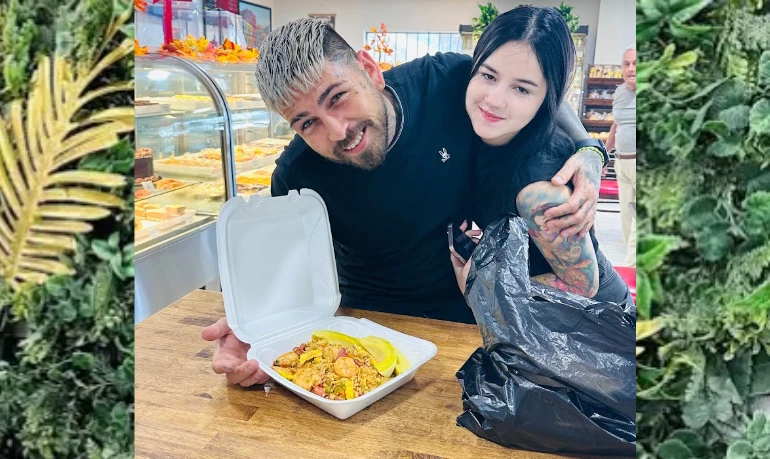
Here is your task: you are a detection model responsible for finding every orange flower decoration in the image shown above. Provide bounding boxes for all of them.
[367,23,394,65]
[135,0,148,12]
[134,39,148,56]
[159,35,259,63]
[214,38,260,62]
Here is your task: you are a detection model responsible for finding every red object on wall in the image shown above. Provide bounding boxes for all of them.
[163,0,172,45]
[216,0,239,13]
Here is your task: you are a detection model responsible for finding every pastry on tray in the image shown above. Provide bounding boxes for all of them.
[238,169,272,187]
[138,203,190,222]
[154,178,185,191]
[237,175,271,187]
[192,182,263,200]
[158,153,220,168]
[165,205,186,217]
[145,208,165,221]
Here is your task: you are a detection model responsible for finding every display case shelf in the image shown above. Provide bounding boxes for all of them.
[134,181,199,202]
[586,78,624,86]
[584,98,613,107]
[582,120,614,128]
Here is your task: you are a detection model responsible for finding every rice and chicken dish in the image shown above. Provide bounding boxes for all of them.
[271,331,409,401]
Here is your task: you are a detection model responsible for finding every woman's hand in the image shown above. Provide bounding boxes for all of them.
[544,149,602,238]
[450,221,481,294]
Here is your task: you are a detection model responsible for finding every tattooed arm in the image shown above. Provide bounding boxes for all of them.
[517,181,600,298]
[543,149,602,238]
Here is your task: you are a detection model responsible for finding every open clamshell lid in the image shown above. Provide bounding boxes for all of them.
[216,189,341,346]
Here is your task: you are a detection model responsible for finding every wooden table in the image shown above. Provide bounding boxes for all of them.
[135,290,614,459]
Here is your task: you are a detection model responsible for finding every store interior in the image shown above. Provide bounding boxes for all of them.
[133,0,636,323]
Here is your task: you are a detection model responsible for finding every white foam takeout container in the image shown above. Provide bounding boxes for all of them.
[216,189,437,420]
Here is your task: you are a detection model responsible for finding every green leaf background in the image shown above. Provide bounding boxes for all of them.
[0,0,134,457]
[637,1,770,458]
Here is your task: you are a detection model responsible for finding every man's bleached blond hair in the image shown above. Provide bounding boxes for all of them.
[255,18,357,114]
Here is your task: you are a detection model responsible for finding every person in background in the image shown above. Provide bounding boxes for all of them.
[606,45,636,267]
[201,18,609,388]
[452,6,631,304]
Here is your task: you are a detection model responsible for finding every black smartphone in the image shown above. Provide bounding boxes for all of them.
[448,222,477,264]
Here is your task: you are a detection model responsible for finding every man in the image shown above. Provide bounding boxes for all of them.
[606,45,636,267]
[202,18,608,387]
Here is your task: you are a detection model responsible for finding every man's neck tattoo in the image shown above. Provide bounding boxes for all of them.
[382,87,400,148]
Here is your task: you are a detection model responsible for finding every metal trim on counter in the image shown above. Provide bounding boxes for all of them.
[135,222,219,324]
[135,216,217,260]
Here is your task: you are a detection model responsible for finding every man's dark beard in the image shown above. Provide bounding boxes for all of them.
[330,93,389,170]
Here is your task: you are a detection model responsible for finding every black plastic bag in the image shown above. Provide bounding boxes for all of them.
[456,215,636,456]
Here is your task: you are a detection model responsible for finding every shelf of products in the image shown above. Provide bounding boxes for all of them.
[582,64,623,134]
[584,99,613,107]
[586,78,624,86]
[582,120,614,128]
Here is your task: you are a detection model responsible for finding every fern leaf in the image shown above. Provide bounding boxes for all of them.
[37,205,112,220]
[26,233,75,250]
[0,46,131,289]
[22,245,74,258]
[48,171,126,187]
[18,258,74,276]
[42,188,124,208]
[30,220,93,234]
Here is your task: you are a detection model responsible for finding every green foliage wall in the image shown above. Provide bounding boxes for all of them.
[637,0,770,457]
[0,0,134,457]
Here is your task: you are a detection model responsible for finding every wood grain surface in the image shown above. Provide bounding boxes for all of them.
[135,289,623,459]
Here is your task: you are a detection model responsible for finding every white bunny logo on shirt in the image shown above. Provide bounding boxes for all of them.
[439,148,450,162]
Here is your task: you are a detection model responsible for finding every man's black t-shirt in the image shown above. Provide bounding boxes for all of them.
[271,52,476,323]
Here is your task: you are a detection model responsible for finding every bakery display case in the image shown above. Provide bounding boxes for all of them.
[194,60,293,196]
[134,54,291,323]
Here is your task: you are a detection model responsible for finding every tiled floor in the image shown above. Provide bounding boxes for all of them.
[594,202,631,266]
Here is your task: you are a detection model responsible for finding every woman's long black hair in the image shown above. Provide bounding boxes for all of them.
[471,6,577,215]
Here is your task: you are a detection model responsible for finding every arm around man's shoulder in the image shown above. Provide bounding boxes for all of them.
[430,52,472,80]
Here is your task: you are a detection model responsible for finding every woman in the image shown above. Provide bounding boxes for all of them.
[452,6,630,304]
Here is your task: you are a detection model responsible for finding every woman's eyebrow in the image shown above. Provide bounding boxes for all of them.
[481,63,539,87]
